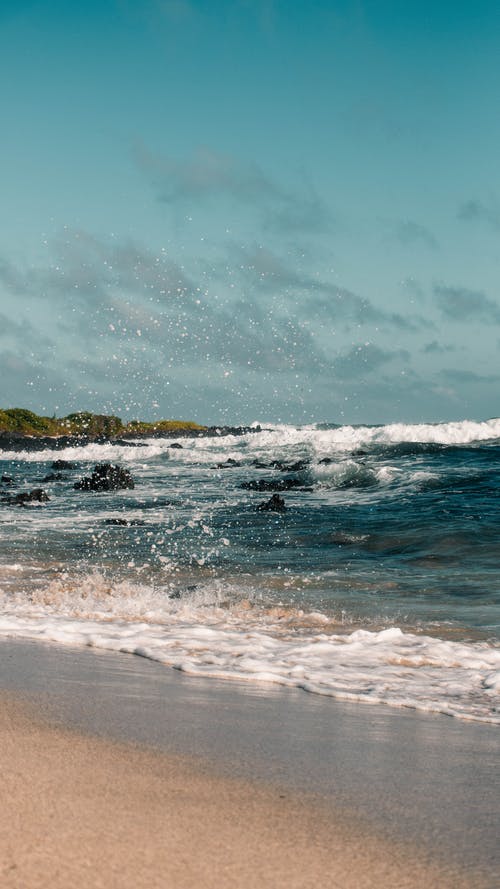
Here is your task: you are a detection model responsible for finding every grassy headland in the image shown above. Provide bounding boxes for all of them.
[0,408,206,439]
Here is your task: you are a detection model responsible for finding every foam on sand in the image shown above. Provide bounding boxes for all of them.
[0,573,498,723]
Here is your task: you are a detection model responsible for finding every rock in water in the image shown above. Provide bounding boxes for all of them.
[19,489,50,503]
[74,464,135,492]
[1,488,50,505]
[251,459,308,472]
[256,494,286,512]
[104,518,145,526]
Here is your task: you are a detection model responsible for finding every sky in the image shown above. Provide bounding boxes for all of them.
[1,0,500,425]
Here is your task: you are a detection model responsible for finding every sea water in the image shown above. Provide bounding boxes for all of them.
[0,418,499,724]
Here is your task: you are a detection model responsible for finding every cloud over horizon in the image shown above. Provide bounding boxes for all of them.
[458,198,500,231]
[393,220,438,250]
[0,226,448,422]
[0,222,496,424]
[433,283,500,324]
[136,146,332,235]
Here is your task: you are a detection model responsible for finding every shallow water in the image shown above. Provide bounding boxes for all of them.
[1,418,499,723]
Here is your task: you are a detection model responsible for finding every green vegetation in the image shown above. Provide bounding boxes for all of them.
[0,408,207,438]
[0,409,60,436]
[126,419,205,434]
[60,412,124,438]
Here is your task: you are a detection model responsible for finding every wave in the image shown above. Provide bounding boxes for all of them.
[249,417,500,458]
[0,440,174,463]
[0,572,498,724]
[311,459,399,489]
[1,417,500,464]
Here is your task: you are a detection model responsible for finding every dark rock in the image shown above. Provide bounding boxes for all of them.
[112,439,148,448]
[1,475,14,484]
[251,459,308,472]
[51,459,75,470]
[1,488,50,505]
[207,425,261,437]
[40,472,65,482]
[167,583,197,600]
[19,488,50,503]
[318,457,333,465]
[74,463,135,492]
[216,458,242,468]
[278,460,308,473]
[104,518,145,526]
[169,443,183,449]
[257,494,286,512]
[241,477,305,492]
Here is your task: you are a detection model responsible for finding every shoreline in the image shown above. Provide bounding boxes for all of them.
[1,639,498,887]
[0,424,263,452]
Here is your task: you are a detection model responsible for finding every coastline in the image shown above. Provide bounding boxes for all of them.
[1,639,498,888]
[0,423,262,452]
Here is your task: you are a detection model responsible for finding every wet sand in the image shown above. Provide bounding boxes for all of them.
[1,639,499,888]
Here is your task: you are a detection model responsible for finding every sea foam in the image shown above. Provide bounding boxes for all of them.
[0,578,498,724]
[2,416,500,464]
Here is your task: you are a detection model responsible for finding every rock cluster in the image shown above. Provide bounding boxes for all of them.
[104,517,145,526]
[74,463,135,492]
[256,494,286,512]
[1,488,50,506]
[251,459,308,472]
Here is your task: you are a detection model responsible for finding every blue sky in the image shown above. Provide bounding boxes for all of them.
[1,0,500,424]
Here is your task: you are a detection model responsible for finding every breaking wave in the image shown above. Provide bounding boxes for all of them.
[2,416,500,465]
[0,571,499,724]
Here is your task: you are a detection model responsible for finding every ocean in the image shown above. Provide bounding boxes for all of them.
[1,417,499,724]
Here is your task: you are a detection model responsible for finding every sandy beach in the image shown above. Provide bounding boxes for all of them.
[0,694,462,889]
[1,640,498,888]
